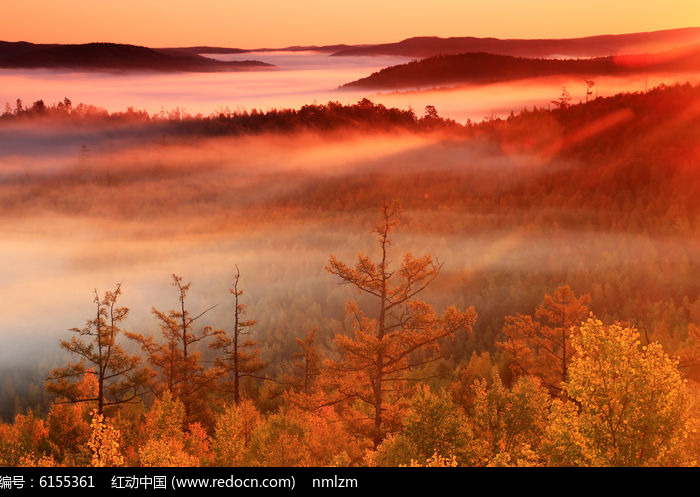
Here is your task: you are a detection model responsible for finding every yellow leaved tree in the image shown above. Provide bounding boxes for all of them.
[88,410,124,467]
[543,318,693,466]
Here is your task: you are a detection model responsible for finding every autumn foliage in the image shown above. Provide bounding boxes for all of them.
[0,203,695,467]
[324,202,477,447]
[1,85,700,467]
[499,286,591,393]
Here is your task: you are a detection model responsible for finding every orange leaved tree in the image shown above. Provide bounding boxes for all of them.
[325,202,477,448]
[499,286,590,394]
[292,329,322,394]
[126,274,218,420]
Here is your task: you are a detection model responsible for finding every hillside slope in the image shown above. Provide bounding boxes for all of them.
[0,41,271,71]
[342,45,700,89]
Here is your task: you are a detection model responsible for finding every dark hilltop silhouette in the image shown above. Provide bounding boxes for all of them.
[342,44,700,90]
[330,27,700,58]
[0,41,272,71]
[159,28,700,59]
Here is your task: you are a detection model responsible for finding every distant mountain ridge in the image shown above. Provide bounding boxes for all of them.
[330,27,700,58]
[3,28,699,72]
[164,28,700,58]
[0,42,271,71]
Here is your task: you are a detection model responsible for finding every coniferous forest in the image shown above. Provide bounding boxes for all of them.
[1,80,699,467]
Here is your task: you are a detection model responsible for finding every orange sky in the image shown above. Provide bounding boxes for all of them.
[4,0,700,48]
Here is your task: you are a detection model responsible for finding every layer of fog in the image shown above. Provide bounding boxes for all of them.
[1,128,698,370]
[2,51,700,123]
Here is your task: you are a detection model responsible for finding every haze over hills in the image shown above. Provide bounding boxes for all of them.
[342,44,700,90]
[330,27,700,58]
[164,44,363,56]
[157,46,249,56]
[0,41,272,71]
[3,28,699,73]
[153,28,700,60]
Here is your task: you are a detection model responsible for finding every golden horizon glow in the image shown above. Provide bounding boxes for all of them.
[3,0,700,48]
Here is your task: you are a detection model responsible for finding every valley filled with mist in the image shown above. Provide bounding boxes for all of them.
[1,26,700,468]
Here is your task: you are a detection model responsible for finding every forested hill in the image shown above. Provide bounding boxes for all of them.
[342,46,700,89]
[4,82,700,146]
[261,83,700,231]
[0,41,271,71]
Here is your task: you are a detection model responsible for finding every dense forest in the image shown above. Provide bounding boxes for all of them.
[0,95,451,133]
[0,83,699,466]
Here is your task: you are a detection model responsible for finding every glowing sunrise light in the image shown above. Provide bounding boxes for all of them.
[2,0,698,47]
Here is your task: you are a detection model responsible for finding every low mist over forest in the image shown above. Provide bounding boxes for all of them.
[2,0,700,474]
[0,78,699,467]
